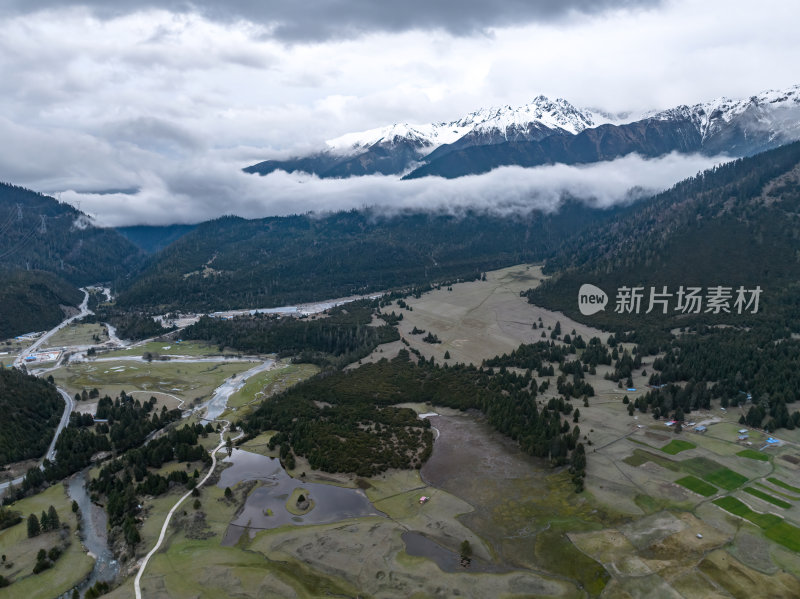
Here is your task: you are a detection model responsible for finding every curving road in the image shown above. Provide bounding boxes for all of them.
[13,287,92,368]
[134,419,243,599]
[0,290,90,493]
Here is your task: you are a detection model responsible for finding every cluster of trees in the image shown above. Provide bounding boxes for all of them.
[32,546,63,574]
[73,388,100,403]
[5,393,184,503]
[83,308,172,341]
[0,505,21,531]
[243,353,434,476]
[646,329,800,431]
[183,301,399,368]
[89,422,212,548]
[626,381,709,422]
[605,348,642,385]
[484,340,576,371]
[26,505,60,537]
[242,348,585,477]
[569,444,587,492]
[0,367,63,468]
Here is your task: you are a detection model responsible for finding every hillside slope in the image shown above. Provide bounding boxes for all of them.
[116,203,622,313]
[0,182,143,285]
[0,270,82,339]
[528,141,800,331]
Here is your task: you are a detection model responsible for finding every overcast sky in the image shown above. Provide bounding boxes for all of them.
[1,0,798,225]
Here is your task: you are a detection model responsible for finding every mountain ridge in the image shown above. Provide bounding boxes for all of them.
[243,85,800,180]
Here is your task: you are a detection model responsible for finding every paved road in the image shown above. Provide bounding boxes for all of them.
[13,288,92,368]
[0,290,91,492]
[134,420,243,599]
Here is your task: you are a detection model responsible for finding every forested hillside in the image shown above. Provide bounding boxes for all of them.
[0,367,63,468]
[529,141,800,332]
[116,224,196,254]
[0,183,143,285]
[116,202,621,313]
[526,141,800,433]
[0,270,82,339]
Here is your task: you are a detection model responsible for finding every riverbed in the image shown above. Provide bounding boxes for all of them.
[66,471,119,589]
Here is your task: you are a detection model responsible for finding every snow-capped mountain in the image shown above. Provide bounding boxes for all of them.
[325,95,611,156]
[245,95,608,178]
[244,85,800,180]
[650,85,800,154]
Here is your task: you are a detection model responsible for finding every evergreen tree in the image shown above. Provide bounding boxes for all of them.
[47,505,59,529]
[27,513,40,538]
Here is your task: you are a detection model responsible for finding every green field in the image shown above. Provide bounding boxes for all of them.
[622,449,680,471]
[744,487,792,509]
[660,440,696,455]
[704,468,749,491]
[712,496,783,529]
[737,449,769,462]
[100,340,220,358]
[765,521,800,552]
[225,363,319,413]
[676,476,717,497]
[42,323,107,349]
[768,477,800,494]
[50,359,254,405]
[755,482,800,501]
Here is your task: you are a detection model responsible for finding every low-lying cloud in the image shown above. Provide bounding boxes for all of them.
[60,151,730,227]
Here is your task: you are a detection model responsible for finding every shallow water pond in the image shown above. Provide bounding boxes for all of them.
[217,449,384,545]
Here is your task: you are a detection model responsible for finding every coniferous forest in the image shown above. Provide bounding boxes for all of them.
[183,300,399,367]
[241,348,584,478]
[0,368,62,468]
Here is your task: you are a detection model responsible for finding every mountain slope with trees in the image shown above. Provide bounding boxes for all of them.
[0,367,63,468]
[0,182,143,285]
[116,203,622,313]
[528,140,800,331]
[527,141,800,432]
[0,270,83,339]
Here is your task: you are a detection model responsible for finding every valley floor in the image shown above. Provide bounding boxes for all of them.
[2,263,800,598]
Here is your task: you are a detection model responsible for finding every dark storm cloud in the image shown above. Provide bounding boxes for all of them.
[1,0,662,41]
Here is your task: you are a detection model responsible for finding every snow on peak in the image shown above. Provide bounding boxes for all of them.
[451,95,597,136]
[324,85,800,156]
[650,84,800,139]
[325,94,601,154]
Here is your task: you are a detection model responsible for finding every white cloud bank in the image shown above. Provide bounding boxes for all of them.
[0,0,796,226]
[61,152,729,226]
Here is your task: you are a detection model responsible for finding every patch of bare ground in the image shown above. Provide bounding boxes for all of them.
[372,264,608,367]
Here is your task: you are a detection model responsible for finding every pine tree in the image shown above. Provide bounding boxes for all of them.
[47,505,59,529]
[27,513,40,538]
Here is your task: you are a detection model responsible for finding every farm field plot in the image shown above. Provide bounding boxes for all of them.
[661,440,696,455]
[42,323,107,349]
[676,476,717,497]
